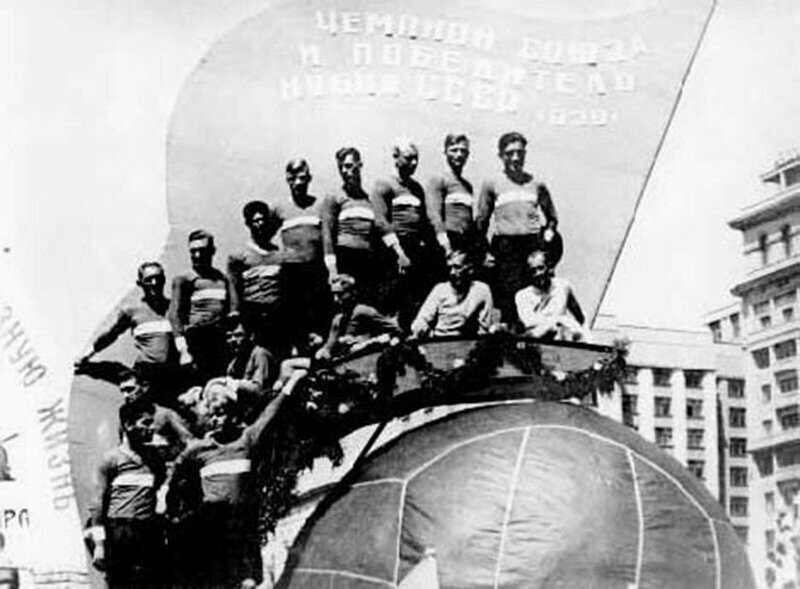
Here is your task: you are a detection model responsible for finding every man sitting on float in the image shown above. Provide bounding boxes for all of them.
[515,249,588,342]
[410,249,494,339]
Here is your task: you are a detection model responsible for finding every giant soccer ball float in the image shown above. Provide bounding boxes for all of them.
[279,401,755,588]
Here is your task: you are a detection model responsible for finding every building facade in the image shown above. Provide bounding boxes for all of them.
[726,151,800,587]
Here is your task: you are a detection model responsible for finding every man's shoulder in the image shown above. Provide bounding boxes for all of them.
[472,281,492,296]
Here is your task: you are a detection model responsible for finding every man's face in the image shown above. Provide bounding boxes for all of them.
[226,324,248,356]
[394,146,419,179]
[286,166,311,200]
[500,140,526,175]
[138,267,165,299]
[126,413,155,446]
[119,377,145,402]
[445,140,470,174]
[247,209,275,240]
[189,238,214,273]
[528,253,552,290]
[205,395,238,436]
[338,154,362,188]
[447,254,472,291]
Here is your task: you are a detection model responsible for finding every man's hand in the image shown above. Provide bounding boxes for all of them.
[395,247,412,273]
[74,350,94,369]
[315,347,332,363]
[179,349,194,367]
[543,227,555,243]
[92,544,106,571]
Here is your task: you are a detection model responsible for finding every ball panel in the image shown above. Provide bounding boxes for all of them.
[713,521,757,589]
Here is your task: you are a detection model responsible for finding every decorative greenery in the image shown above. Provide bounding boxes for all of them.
[256,334,629,540]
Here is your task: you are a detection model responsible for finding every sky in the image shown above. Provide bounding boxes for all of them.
[2,0,800,360]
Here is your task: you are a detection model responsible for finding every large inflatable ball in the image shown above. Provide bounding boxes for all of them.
[281,401,755,588]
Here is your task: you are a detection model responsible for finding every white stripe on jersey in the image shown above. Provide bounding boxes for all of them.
[200,458,252,478]
[496,190,539,208]
[243,265,281,279]
[191,288,227,302]
[392,195,422,207]
[132,320,172,337]
[112,473,156,487]
[339,206,375,221]
[281,215,321,232]
[444,193,472,207]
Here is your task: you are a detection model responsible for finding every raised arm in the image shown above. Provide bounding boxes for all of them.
[81,308,131,362]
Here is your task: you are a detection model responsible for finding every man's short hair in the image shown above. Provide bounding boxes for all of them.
[444,134,469,150]
[392,138,418,158]
[527,248,554,269]
[447,248,472,266]
[137,261,164,281]
[188,229,214,247]
[498,131,528,154]
[242,200,271,223]
[119,397,155,427]
[335,147,361,165]
[285,158,309,174]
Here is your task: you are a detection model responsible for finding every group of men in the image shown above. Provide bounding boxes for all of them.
[76,130,588,588]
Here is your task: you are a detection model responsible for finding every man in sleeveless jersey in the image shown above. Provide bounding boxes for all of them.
[275,159,331,351]
[228,201,287,358]
[321,147,382,305]
[77,262,180,402]
[170,230,232,383]
[85,399,167,588]
[372,139,436,329]
[477,132,562,325]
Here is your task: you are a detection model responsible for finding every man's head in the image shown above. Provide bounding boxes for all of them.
[188,229,215,273]
[243,200,277,241]
[498,131,528,176]
[119,398,156,448]
[335,147,363,189]
[392,139,419,180]
[225,321,252,357]
[447,250,474,293]
[527,249,554,291]
[444,134,470,175]
[285,159,312,201]
[118,369,147,403]
[203,381,242,439]
[331,274,357,310]
[137,262,166,301]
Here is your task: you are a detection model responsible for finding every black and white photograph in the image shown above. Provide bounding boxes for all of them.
[3,0,800,587]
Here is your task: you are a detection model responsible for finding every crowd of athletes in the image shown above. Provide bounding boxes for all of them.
[75,131,588,588]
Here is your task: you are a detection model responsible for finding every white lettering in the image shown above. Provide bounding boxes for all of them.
[353,42,373,67]
[409,45,434,69]
[365,13,394,36]
[316,10,338,35]
[299,44,322,68]
[341,12,362,34]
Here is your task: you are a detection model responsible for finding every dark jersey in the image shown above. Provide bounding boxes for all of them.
[170,269,231,333]
[372,175,428,241]
[321,188,378,253]
[227,242,285,315]
[92,298,175,366]
[275,197,324,265]
[426,169,475,236]
[477,174,557,237]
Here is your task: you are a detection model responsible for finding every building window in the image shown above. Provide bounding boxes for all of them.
[766,492,775,514]
[762,383,772,402]
[760,315,772,329]
[753,300,770,315]
[733,527,748,543]
[730,496,748,517]
[729,379,744,398]
[655,427,673,448]
[778,405,800,430]
[763,419,773,435]
[685,370,704,389]
[687,399,703,420]
[753,348,770,369]
[786,166,800,187]
[766,529,776,551]
[687,429,704,450]
[759,234,769,266]
[782,224,792,256]
[623,367,638,385]
[774,339,797,360]
[756,455,774,476]
[687,460,704,480]
[729,407,746,428]
[777,370,799,393]
[775,290,797,307]
[730,313,741,338]
[622,394,638,429]
[730,466,748,487]
[784,307,795,323]
[709,320,722,343]
[730,437,747,457]
[654,397,671,418]
[653,368,672,388]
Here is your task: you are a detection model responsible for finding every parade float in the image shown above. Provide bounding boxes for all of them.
[62,0,758,587]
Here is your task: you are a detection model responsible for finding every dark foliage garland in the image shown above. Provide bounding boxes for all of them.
[257,334,628,540]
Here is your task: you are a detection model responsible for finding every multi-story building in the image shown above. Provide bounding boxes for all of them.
[594,315,746,526]
[727,150,800,587]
